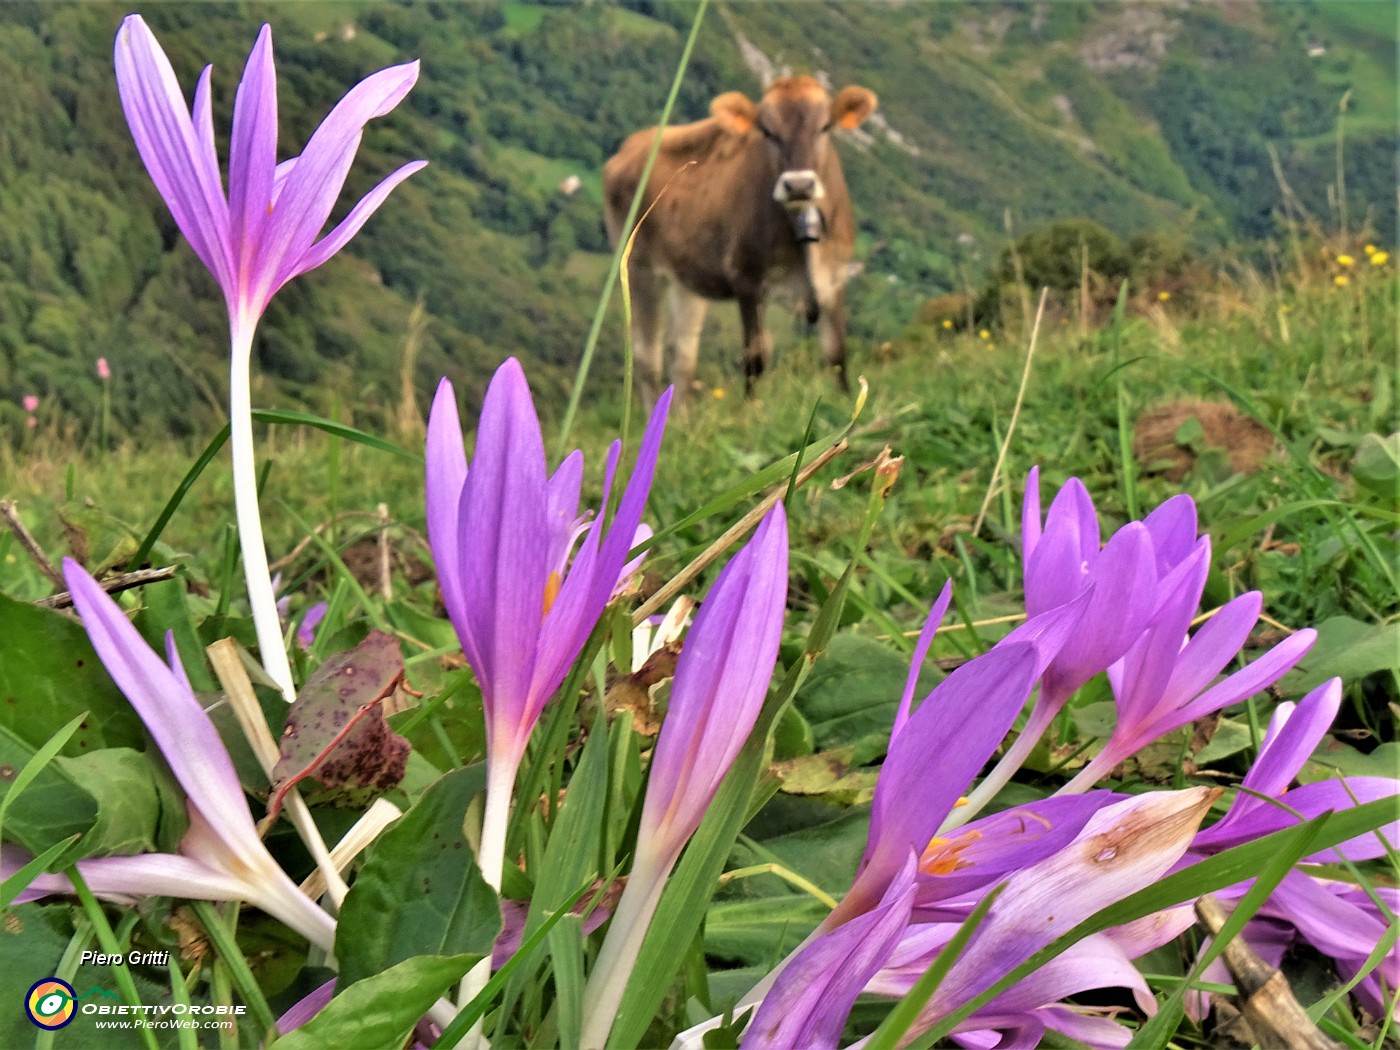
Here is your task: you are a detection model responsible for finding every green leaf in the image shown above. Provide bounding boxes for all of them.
[0,591,145,754]
[54,748,163,859]
[1301,739,1400,782]
[1280,616,1400,694]
[1193,716,1256,765]
[1351,432,1399,498]
[131,578,218,692]
[704,896,829,967]
[794,634,939,751]
[275,954,476,1050]
[0,724,98,861]
[336,766,499,989]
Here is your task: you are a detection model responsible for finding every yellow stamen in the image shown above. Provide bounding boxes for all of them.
[920,829,982,875]
[543,571,562,617]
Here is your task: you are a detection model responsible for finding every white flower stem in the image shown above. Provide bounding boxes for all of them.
[228,318,297,706]
[454,750,519,1047]
[579,849,671,1050]
[940,697,1056,834]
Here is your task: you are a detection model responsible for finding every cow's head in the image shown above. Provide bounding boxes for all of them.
[710,76,877,229]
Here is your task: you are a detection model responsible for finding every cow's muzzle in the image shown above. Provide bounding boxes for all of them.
[773,169,825,205]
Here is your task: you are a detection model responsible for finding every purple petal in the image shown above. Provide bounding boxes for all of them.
[544,449,585,576]
[1158,591,1263,707]
[978,933,1150,1015]
[533,389,671,703]
[1195,778,1400,860]
[228,25,277,262]
[1041,523,1157,703]
[62,560,263,858]
[288,159,428,281]
[257,62,420,299]
[277,979,336,1035]
[297,602,328,650]
[426,378,470,641]
[114,16,233,291]
[1019,1008,1132,1050]
[1024,478,1099,616]
[1106,544,1210,734]
[21,851,252,907]
[1243,680,1342,797]
[843,640,1040,922]
[894,581,953,738]
[1141,494,1198,576]
[914,793,1114,907]
[1170,627,1315,728]
[923,788,1218,1023]
[456,360,549,758]
[639,505,787,857]
[743,853,916,1050]
[1268,871,1391,966]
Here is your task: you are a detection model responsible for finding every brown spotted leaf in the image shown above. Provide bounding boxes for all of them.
[265,631,410,824]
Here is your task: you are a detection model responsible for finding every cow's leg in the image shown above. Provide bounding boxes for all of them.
[738,295,772,397]
[811,259,850,392]
[628,264,666,408]
[668,284,708,406]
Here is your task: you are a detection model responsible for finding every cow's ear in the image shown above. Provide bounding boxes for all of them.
[831,86,878,131]
[711,92,758,135]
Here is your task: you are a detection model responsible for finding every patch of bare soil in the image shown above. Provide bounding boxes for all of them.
[1133,400,1276,482]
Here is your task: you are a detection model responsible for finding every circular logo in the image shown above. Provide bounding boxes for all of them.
[26,978,76,1030]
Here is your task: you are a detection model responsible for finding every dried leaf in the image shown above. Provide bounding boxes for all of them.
[265,631,410,825]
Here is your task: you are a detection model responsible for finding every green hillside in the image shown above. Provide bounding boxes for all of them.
[0,0,1392,442]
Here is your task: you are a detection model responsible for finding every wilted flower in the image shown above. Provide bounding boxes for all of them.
[580,506,788,1050]
[3,561,335,951]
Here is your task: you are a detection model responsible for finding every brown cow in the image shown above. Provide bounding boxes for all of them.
[603,76,877,407]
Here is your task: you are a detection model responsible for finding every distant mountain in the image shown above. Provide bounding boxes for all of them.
[0,1,1392,439]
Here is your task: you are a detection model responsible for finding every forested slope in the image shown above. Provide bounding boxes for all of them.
[0,0,1391,440]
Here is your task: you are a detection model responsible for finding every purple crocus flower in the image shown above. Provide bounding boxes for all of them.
[115,15,424,704]
[866,788,1221,1049]
[1061,546,1317,791]
[580,505,788,1050]
[426,360,671,897]
[950,472,1162,828]
[1181,679,1400,1020]
[115,15,424,328]
[743,853,918,1050]
[833,593,1087,924]
[2,561,335,951]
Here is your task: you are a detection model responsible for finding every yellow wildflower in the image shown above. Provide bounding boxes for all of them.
[1371,251,1389,266]
[1337,254,1355,267]
[1334,274,1350,287]
[942,319,953,329]
[978,329,991,340]
[711,387,726,400]
[1157,290,1171,302]
[1364,244,1377,255]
